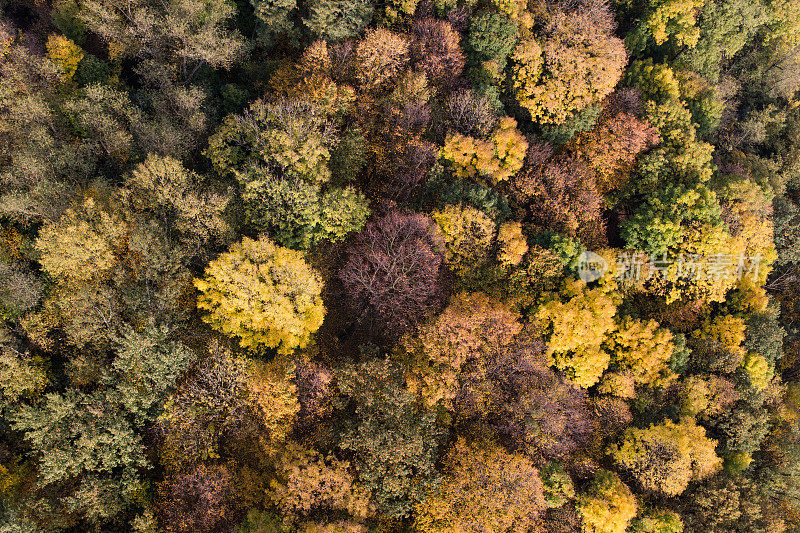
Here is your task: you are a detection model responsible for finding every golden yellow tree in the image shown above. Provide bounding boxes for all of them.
[431,204,496,279]
[45,34,84,80]
[194,236,325,353]
[607,318,676,387]
[610,417,722,496]
[536,280,618,387]
[577,469,637,533]
[511,6,627,124]
[440,117,527,184]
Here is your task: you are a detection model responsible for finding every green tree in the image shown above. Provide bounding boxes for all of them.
[235,166,369,249]
[304,0,374,41]
[194,236,325,353]
[621,183,723,256]
[10,390,147,523]
[78,0,244,71]
[112,323,195,424]
[206,99,334,181]
[629,507,684,533]
[123,154,232,256]
[337,357,443,519]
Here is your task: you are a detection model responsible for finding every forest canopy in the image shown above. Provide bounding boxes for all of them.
[1,0,800,531]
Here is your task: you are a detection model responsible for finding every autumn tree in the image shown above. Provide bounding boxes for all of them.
[510,0,627,124]
[336,357,443,519]
[246,356,300,449]
[688,314,747,374]
[339,210,446,336]
[610,417,722,496]
[606,318,676,387]
[577,469,637,533]
[35,196,126,282]
[45,34,83,80]
[157,463,234,533]
[510,142,604,243]
[399,292,522,407]
[414,438,546,532]
[569,89,659,199]
[194,235,325,354]
[157,344,252,468]
[453,330,597,461]
[355,29,410,90]
[431,204,496,281]
[536,279,618,387]
[440,116,527,184]
[411,19,465,87]
[269,442,371,521]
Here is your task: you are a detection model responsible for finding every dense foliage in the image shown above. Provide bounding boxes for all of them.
[1,0,799,531]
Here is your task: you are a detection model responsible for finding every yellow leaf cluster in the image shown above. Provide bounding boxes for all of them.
[35,197,126,282]
[497,221,528,266]
[441,117,527,183]
[537,280,617,387]
[431,204,496,278]
[608,318,675,387]
[194,236,325,354]
[46,34,83,80]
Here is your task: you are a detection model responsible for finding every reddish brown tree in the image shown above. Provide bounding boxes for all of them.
[157,463,234,533]
[510,143,605,244]
[457,330,596,463]
[339,210,447,337]
[294,356,334,430]
[570,89,659,197]
[411,19,466,87]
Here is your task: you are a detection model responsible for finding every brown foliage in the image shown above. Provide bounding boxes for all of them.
[510,142,605,244]
[455,329,596,463]
[339,210,447,337]
[157,344,253,470]
[411,19,465,87]
[157,463,234,533]
[570,89,659,196]
[294,357,335,430]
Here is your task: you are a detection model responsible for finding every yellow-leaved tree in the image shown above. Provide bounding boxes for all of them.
[440,117,527,184]
[194,236,325,353]
[577,469,637,533]
[606,318,676,388]
[610,417,722,496]
[536,279,618,387]
[511,4,627,124]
